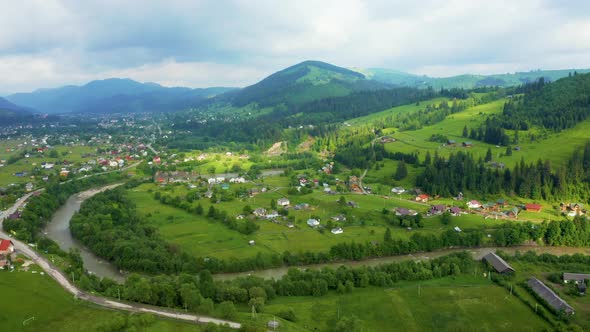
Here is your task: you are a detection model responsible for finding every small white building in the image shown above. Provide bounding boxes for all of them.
[307,219,320,227]
[331,227,344,235]
[391,187,406,194]
[253,208,267,217]
[454,226,462,232]
[248,240,255,246]
[277,198,290,207]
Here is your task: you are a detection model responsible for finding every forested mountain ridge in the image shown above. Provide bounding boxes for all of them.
[0,97,34,124]
[227,60,390,107]
[499,73,590,131]
[6,78,235,114]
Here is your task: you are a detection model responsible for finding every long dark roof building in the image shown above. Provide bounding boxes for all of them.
[482,252,514,274]
[528,278,575,315]
[563,273,590,283]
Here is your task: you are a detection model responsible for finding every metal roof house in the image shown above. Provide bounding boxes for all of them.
[482,252,515,274]
[563,273,590,284]
[528,277,575,315]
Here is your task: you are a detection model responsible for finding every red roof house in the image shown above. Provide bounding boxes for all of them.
[0,239,14,255]
[525,203,542,212]
[416,194,430,203]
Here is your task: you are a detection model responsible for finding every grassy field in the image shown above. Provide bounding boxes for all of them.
[264,275,550,332]
[129,182,508,261]
[0,269,217,332]
[508,258,590,329]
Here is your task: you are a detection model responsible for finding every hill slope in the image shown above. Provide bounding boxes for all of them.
[364,68,590,89]
[0,97,34,124]
[6,78,235,114]
[230,60,389,107]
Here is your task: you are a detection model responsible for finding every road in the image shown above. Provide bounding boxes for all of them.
[0,187,241,329]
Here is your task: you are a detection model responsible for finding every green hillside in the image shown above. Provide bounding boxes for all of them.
[231,60,388,107]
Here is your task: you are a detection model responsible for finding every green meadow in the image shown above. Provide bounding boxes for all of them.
[0,269,218,332]
[264,275,550,332]
[129,182,510,261]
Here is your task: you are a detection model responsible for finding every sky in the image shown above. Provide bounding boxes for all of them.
[1,0,590,94]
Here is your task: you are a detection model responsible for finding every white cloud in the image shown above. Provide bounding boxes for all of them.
[0,0,589,92]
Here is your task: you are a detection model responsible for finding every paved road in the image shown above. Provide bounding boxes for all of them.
[0,189,241,329]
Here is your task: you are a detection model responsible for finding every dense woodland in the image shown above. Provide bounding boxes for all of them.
[416,142,590,200]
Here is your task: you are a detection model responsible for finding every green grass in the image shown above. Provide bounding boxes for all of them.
[129,182,508,261]
[508,258,590,329]
[0,269,214,332]
[265,275,549,332]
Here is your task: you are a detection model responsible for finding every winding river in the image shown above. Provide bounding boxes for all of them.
[42,183,590,283]
[44,184,125,282]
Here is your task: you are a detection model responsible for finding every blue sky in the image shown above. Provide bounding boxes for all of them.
[1,0,590,94]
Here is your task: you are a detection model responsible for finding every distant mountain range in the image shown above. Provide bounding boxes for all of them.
[360,68,590,89]
[4,61,589,115]
[0,97,34,124]
[6,78,235,114]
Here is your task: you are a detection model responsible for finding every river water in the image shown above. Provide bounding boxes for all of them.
[214,246,590,281]
[44,184,125,282]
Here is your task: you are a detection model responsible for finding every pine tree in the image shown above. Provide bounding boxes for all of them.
[384,228,392,242]
[394,161,408,180]
[462,125,468,137]
[506,145,513,156]
[485,148,493,162]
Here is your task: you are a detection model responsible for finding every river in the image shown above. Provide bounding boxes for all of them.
[213,246,590,281]
[44,184,125,282]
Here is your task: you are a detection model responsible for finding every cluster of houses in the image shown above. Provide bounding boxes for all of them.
[0,239,15,269]
[483,252,585,316]
[560,202,586,217]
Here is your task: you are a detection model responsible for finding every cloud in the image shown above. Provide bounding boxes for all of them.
[0,0,589,93]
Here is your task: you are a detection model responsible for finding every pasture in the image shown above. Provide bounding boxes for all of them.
[264,275,550,332]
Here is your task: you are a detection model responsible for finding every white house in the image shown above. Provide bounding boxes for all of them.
[307,219,320,227]
[208,178,217,185]
[454,226,462,232]
[109,160,119,168]
[391,187,406,194]
[266,211,280,219]
[253,208,267,217]
[467,200,481,209]
[331,227,344,235]
[277,198,290,207]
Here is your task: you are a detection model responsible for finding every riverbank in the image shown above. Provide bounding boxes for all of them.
[213,245,590,281]
[44,183,125,282]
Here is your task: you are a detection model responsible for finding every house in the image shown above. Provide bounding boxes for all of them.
[563,273,590,284]
[347,201,359,208]
[496,199,507,207]
[307,219,320,227]
[454,226,462,232]
[8,212,21,220]
[266,210,280,219]
[331,214,347,222]
[415,194,430,203]
[527,278,575,315]
[248,240,255,246]
[253,208,267,217]
[482,252,515,274]
[277,198,290,207]
[447,139,456,145]
[294,203,310,210]
[391,187,406,194]
[467,200,481,209]
[60,170,70,177]
[448,206,462,216]
[25,183,34,192]
[525,203,542,212]
[462,142,473,147]
[507,207,519,218]
[0,239,15,255]
[331,227,344,235]
[429,204,445,215]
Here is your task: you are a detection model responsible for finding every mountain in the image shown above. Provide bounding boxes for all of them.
[0,97,34,124]
[6,78,235,114]
[228,60,389,107]
[363,68,590,89]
